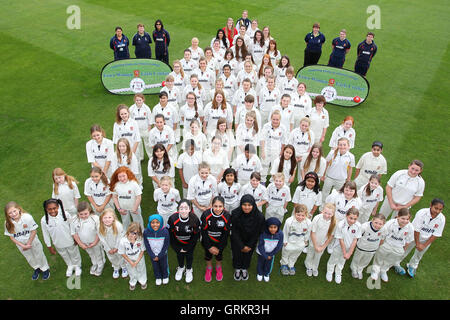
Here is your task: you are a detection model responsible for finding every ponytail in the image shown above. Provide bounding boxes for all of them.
[43,198,67,224]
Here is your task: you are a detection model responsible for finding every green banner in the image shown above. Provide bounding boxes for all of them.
[296,65,369,107]
[101,58,172,95]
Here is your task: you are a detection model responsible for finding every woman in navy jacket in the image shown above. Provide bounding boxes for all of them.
[303,23,326,67]
[110,26,130,61]
[152,19,170,64]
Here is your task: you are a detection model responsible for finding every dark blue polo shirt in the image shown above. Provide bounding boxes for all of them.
[304,32,326,52]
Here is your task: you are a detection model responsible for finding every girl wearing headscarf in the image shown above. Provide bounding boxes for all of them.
[230,194,265,281]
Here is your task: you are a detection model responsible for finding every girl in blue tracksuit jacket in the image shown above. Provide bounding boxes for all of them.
[143,214,170,285]
[256,217,284,282]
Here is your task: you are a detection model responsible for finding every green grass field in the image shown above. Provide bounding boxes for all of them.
[1,0,449,301]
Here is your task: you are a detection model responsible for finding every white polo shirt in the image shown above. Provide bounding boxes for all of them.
[354,152,388,186]
[182,85,207,108]
[84,178,111,206]
[70,214,99,244]
[235,124,259,148]
[187,175,218,206]
[329,125,356,149]
[202,148,229,178]
[154,188,181,216]
[258,87,281,114]
[325,150,355,181]
[194,68,216,91]
[383,218,414,248]
[169,71,186,92]
[147,157,175,179]
[239,183,268,205]
[270,104,295,132]
[233,154,262,182]
[151,104,179,129]
[311,213,335,245]
[86,138,114,168]
[179,103,204,129]
[203,103,233,134]
[278,78,299,98]
[160,86,182,109]
[112,119,141,145]
[148,125,175,149]
[235,106,261,129]
[386,169,425,205]
[357,185,384,212]
[292,186,322,213]
[118,236,146,261]
[289,128,315,156]
[182,131,208,153]
[41,212,74,248]
[412,208,445,242]
[235,71,258,89]
[129,103,151,132]
[112,180,142,211]
[232,87,257,110]
[334,219,362,249]
[270,158,295,184]
[98,221,124,252]
[266,183,291,208]
[309,107,329,142]
[299,155,327,179]
[52,182,81,214]
[325,190,362,221]
[356,221,387,252]
[110,153,140,179]
[260,123,288,152]
[4,213,38,243]
[176,151,202,184]
[219,73,238,97]
[218,182,241,208]
[179,58,198,78]
[188,46,204,62]
[291,93,312,118]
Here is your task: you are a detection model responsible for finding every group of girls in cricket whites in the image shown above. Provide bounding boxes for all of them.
[4,13,445,290]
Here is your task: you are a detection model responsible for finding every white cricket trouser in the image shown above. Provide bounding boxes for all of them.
[357,207,372,224]
[16,237,50,271]
[280,242,306,268]
[127,258,147,286]
[260,149,279,182]
[225,202,239,215]
[304,244,325,271]
[138,130,152,160]
[265,206,285,223]
[401,241,430,269]
[85,243,106,267]
[327,247,347,276]
[354,176,368,191]
[372,242,404,275]
[56,244,82,268]
[260,110,270,127]
[350,247,376,274]
[120,208,144,231]
[91,200,114,216]
[321,176,346,205]
[105,250,126,270]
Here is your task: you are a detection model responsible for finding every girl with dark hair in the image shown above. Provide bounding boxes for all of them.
[168,200,201,283]
[200,196,231,282]
[292,171,322,218]
[40,198,82,277]
[218,168,240,213]
[147,143,175,189]
[152,19,170,64]
[230,195,265,281]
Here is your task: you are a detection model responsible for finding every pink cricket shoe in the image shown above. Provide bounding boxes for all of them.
[205,267,212,282]
[216,265,223,281]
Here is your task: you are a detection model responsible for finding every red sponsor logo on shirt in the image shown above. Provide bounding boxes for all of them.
[352,229,356,233]
[23,224,28,229]
[105,148,108,152]
[434,224,439,228]
[128,190,132,194]
[404,232,408,236]
[281,193,286,197]
[322,115,325,119]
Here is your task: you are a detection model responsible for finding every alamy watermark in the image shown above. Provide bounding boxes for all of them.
[366,5,381,29]
[66,5,81,30]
